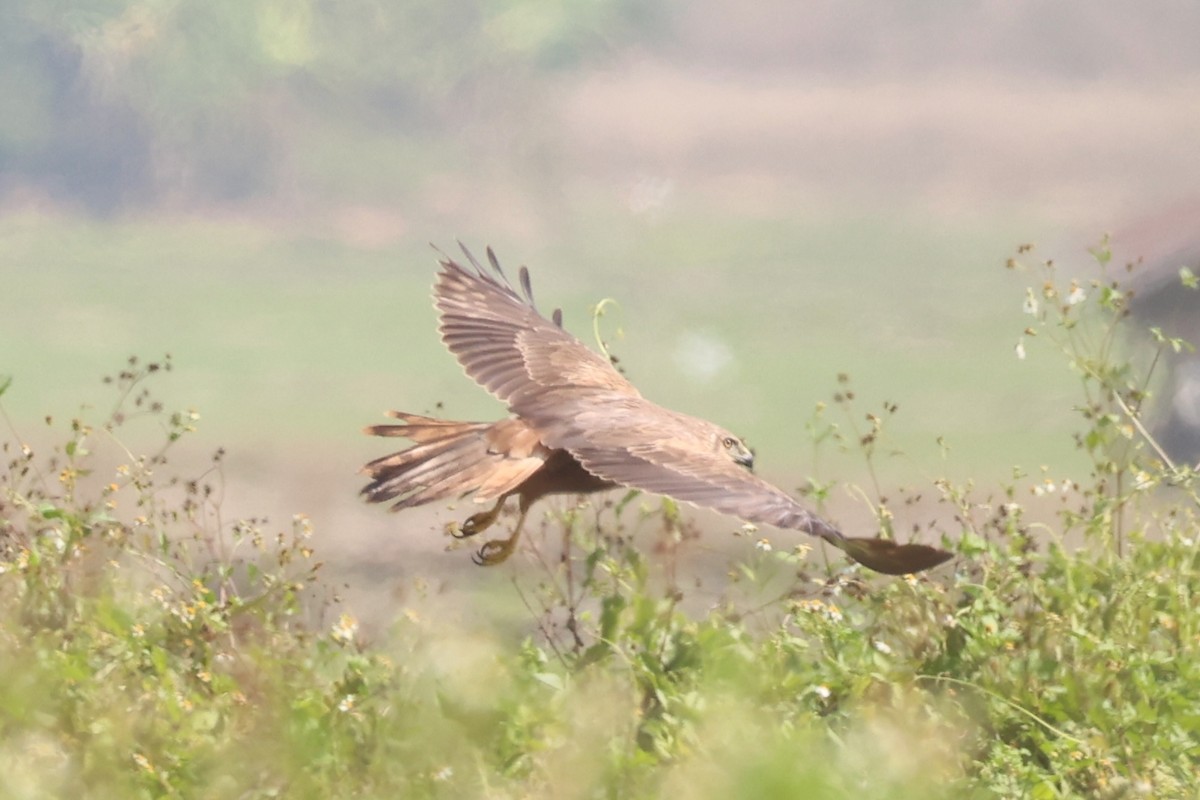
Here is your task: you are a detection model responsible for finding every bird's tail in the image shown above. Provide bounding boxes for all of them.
[360,412,538,510]
[361,413,498,510]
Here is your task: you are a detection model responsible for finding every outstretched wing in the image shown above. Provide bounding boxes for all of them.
[436,250,730,495]
[547,402,952,574]
[433,247,952,574]
[435,251,825,530]
[537,397,843,536]
[435,245,640,408]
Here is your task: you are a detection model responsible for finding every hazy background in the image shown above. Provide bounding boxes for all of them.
[4,0,1200,618]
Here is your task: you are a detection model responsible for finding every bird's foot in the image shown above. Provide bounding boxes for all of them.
[453,499,506,539]
[472,536,518,566]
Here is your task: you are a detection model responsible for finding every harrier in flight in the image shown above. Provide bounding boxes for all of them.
[361,247,952,575]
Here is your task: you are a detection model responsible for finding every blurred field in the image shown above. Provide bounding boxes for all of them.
[6,3,1200,625]
[4,209,1079,496]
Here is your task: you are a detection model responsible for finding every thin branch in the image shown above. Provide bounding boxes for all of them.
[917,675,1087,745]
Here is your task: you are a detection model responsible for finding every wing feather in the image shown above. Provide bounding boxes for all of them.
[434,250,640,405]
[525,393,848,541]
[576,455,841,539]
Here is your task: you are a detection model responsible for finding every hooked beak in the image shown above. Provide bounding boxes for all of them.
[734,448,755,471]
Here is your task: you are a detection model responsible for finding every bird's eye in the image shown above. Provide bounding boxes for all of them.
[722,437,735,449]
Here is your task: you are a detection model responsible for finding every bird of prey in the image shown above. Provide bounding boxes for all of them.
[361,246,952,575]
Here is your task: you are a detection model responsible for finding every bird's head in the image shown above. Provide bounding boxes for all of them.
[716,431,755,470]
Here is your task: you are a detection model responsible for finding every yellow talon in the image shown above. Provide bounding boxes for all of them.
[470,506,530,567]
[472,537,518,566]
[455,497,507,539]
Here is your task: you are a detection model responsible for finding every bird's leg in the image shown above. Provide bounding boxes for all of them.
[472,506,530,566]
[452,496,508,539]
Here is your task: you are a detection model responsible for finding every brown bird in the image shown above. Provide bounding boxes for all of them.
[361,246,953,575]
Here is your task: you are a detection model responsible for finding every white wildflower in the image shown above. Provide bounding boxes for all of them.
[331,613,359,645]
[1066,282,1086,305]
[1022,288,1039,316]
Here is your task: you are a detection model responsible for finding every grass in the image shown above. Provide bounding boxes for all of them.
[1,248,1198,797]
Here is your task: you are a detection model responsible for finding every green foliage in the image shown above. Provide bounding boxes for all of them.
[2,249,1200,796]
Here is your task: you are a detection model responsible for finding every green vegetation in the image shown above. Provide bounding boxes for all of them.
[2,250,1198,798]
